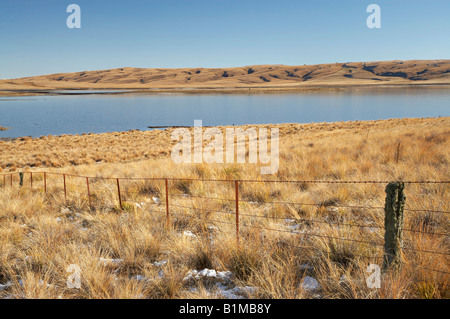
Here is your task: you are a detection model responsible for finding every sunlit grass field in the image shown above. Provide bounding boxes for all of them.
[0,117,448,299]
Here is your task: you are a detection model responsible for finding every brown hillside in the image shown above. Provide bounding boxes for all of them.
[1,60,449,91]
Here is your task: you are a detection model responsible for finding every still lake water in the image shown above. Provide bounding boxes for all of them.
[0,87,449,138]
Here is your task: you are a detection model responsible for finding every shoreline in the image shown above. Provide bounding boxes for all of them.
[1,83,450,97]
[1,117,448,171]
[1,116,449,141]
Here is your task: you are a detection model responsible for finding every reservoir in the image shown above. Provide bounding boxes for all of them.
[0,87,449,138]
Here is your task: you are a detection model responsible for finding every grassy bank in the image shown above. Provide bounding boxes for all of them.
[0,117,448,299]
[1,117,449,173]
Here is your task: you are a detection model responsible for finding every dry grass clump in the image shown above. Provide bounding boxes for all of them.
[0,182,448,299]
[1,117,448,174]
[0,117,449,299]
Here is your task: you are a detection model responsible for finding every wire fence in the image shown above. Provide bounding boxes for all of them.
[1,171,449,278]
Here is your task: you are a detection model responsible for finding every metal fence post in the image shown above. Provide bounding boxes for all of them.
[19,172,24,187]
[63,174,67,202]
[383,182,406,270]
[165,179,170,228]
[235,180,240,246]
[86,177,92,210]
[116,178,123,210]
[44,172,47,193]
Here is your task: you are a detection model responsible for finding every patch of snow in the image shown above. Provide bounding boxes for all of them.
[152,260,168,267]
[182,268,258,299]
[0,282,11,291]
[300,276,320,291]
[183,231,197,239]
[152,197,161,204]
[217,271,233,280]
[217,284,258,299]
[286,224,300,231]
[199,269,216,278]
[217,285,243,299]
[278,219,304,233]
[183,268,232,283]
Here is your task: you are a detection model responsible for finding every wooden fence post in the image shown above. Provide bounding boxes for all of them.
[383,182,406,270]
[44,172,47,193]
[395,142,401,164]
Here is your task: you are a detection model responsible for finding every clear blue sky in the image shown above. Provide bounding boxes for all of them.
[1,0,449,79]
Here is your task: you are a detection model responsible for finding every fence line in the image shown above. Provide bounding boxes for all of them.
[0,171,449,276]
[3,171,449,184]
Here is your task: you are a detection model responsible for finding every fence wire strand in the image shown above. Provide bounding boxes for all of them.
[1,171,449,274]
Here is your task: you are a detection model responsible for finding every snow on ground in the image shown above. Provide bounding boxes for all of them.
[183,268,258,299]
[0,282,10,291]
[3,206,326,300]
[215,283,258,299]
[183,269,232,282]
[152,260,168,267]
[300,276,320,291]
[182,230,197,239]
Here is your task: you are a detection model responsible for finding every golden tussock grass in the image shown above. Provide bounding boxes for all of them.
[0,117,449,299]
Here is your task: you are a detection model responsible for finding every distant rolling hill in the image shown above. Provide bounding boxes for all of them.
[1,59,449,91]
